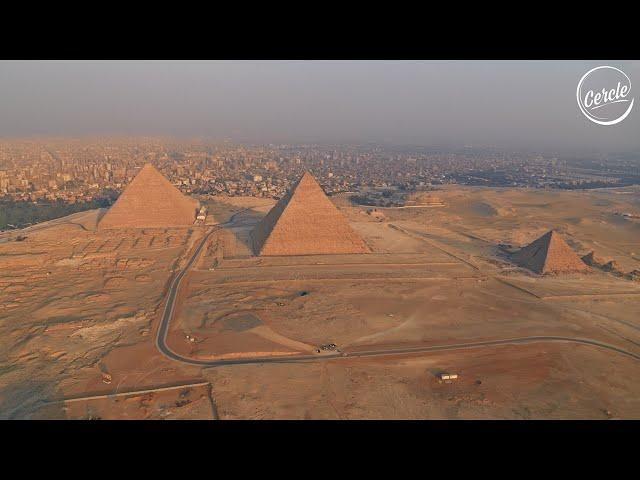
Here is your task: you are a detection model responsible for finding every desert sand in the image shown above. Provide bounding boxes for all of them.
[1,184,639,419]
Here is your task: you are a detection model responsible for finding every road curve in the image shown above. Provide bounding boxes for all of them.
[155,213,640,367]
[155,210,245,362]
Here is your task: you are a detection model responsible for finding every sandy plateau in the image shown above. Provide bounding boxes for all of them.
[1,185,640,419]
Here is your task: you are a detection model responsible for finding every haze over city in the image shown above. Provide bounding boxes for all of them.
[1,60,638,153]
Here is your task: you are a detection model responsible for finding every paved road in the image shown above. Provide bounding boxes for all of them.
[155,212,640,367]
[156,210,247,363]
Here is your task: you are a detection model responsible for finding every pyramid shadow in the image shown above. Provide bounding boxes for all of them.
[204,197,269,225]
[95,207,108,224]
[221,225,257,257]
[215,204,269,257]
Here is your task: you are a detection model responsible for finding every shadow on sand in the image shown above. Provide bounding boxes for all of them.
[212,202,267,258]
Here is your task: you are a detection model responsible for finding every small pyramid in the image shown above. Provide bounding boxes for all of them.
[250,171,370,256]
[602,260,619,272]
[98,164,199,229]
[512,230,589,274]
[581,251,598,266]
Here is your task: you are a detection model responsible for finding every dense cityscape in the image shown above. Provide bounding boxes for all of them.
[1,137,639,229]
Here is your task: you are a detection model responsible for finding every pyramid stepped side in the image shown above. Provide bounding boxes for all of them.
[251,172,370,256]
[99,164,199,229]
[512,230,589,274]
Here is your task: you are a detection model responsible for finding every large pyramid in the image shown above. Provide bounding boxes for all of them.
[250,172,370,256]
[98,163,199,229]
[512,230,589,274]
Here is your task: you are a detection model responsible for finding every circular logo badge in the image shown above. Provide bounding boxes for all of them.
[576,66,634,126]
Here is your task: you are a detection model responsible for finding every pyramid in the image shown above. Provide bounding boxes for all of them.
[512,230,589,274]
[98,163,199,229]
[250,172,370,256]
[581,251,599,266]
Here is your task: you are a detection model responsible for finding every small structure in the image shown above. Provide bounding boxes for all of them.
[438,373,458,384]
[196,206,207,222]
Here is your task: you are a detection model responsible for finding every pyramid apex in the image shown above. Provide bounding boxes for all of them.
[298,171,319,184]
[140,163,160,173]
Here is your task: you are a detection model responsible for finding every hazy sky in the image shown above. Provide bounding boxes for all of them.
[0,60,638,152]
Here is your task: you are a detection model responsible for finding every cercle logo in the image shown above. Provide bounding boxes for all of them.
[577,65,634,126]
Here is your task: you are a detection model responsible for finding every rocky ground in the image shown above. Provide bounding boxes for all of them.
[2,186,640,419]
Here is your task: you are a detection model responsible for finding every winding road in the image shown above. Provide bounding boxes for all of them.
[155,213,640,367]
